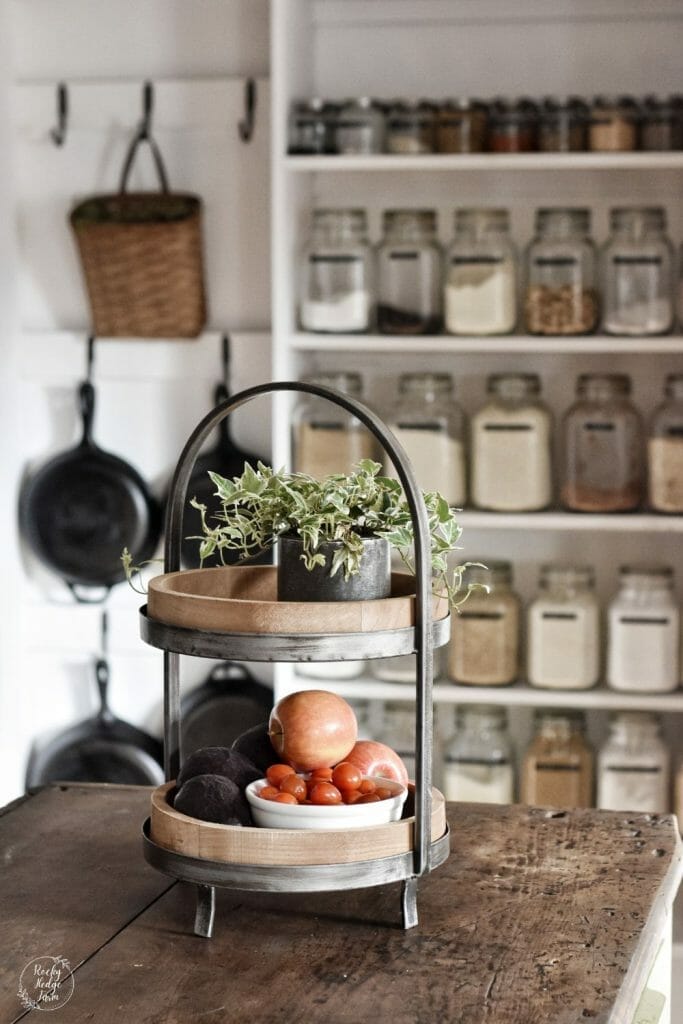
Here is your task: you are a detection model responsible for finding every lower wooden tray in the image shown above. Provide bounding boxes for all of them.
[150,782,447,867]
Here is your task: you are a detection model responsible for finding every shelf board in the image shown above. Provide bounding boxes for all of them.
[291,333,683,355]
[289,675,683,711]
[285,153,683,173]
[457,511,683,533]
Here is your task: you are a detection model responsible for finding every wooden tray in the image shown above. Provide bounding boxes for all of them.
[147,566,448,635]
[150,782,447,867]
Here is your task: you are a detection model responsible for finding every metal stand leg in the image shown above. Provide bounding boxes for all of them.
[194,884,216,938]
[401,877,419,929]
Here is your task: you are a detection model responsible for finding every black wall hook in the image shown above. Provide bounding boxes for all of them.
[86,335,96,381]
[50,82,68,147]
[238,78,256,142]
[139,80,154,140]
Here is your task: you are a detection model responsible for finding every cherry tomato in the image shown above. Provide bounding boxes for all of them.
[280,774,307,802]
[358,779,376,795]
[332,762,362,792]
[359,793,381,803]
[266,764,295,787]
[258,786,280,801]
[343,790,363,805]
[309,767,334,783]
[310,782,343,806]
[274,792,298,804]
[375,787,394,801]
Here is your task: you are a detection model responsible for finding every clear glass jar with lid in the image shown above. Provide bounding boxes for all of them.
[471,374,553,512]
[442,705,514,804]
[386,100,435,154]
[447,561,521,687]
[335,97,385,154]
[293,372,377,478]
[640,96,679,151]
[560,374,644,513]
[376,210,443,335]
[601,207,674,336]
[527,566,601,691]
[378,701,418,781]
[589,96,639,152]
[648,375,683,513]
[538,97,588,152]
[598,712,671,814]
[383,373,466,505]
[607,565,680,693]
[288,98,337,155]
[444,208,517,336]
[488,98,538,152]
[436,99,487,153]
[521,710,594,808]
[299,209,373,334]
[524,208,598,335]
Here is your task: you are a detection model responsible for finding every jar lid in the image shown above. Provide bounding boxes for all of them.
[307,371,364,396]
[488,373,541,399]
[458,704,508,725]
[539,96,589,116]
[619,564,673,580]
[610,710,660,729]
[534,708,586,729]
[441,97,487,112]
[399,372,453,395]
[609,206,666,232]
[593,94,639,110]
[536,207,591,235]
[539,564,595,589]
[454,207,509,231]
[383,208,437,233]
[576,373,631,397]
[464,560,512,588]
[665,374,683,400]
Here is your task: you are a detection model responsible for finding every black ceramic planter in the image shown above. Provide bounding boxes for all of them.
[277,535,392,603]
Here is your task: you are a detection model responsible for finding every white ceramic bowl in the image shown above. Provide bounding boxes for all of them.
[245,776,408,830]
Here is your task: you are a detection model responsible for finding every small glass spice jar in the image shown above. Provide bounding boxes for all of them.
[299,209,373,333]
[488,98,538,153]
[538,96,588,152]
[444,208,517,336]
[648,375,683,513]
[386,100,436,154]
[471,374,553,513]
[436,99,487,153]
[383,372,467,505]
[442,705,514,804]
[607,565,680,694]
[376,209,442,334]
[640,96,678,151]
[335,97,385,155]
[524,208,599,336]
[560,374,644,513]
[447,561,521,687]
[601,207,674,336]
[293,372,377,478]
[521,710,594,809]
[598,712,671,814]
[527,566,601,691]
[288,98,337,155]
[589,95,639,152]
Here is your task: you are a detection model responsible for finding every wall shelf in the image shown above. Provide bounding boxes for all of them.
[285,153,683,174]
[291,333,683,355]
[457,511,683,533]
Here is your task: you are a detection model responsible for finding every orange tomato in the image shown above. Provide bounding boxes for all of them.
[274,792,298,804]
[375,787,394,801]
[332,762,362,792]
[266,764,296,787]
[309,782,343,805]
[358,779,376,795]
[258,786,280,801]
[280,774,307,802]
[309,767,334,782]
[359,793,381,803]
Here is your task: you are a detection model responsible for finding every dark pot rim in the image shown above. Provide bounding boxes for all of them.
[278,532,388,546]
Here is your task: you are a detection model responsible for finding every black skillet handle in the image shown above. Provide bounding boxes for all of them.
[78,380,96,448]
[95,657,115,725]
[67,582,111,605]
[214,382,231,442]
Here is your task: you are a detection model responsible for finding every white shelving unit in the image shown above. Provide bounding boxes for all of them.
[292,333,683,354]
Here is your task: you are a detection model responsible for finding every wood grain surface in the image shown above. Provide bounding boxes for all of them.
[1,787,681,1024]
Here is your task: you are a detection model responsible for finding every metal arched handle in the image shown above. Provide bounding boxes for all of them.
[164,380,434,878]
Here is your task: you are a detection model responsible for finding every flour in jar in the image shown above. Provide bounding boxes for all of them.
[471,399,552,511]
[384,426,466,505]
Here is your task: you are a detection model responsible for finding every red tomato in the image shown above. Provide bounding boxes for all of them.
[267,764,296,787]
[310,782,343,806]
[258,786,280,801]
[358,779,376,795]
[343,790,363,805]
[274,792,298,804]
[309,767,334,782]
[280,774,307,802]
[332,762,362,792]
[359,793,381,803]
[375,787,394,801]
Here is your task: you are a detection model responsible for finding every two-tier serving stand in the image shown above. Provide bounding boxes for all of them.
[139,382,451,938]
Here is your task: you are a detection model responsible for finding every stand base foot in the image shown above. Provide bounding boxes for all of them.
[401,877,418,929]
[194,884,216,938]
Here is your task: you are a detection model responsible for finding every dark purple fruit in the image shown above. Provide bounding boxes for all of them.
[176,746,260,791]
[232,722,277,773]
[173,774,252,826]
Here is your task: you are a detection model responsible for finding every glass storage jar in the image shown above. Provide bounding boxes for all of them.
[560,374,644,513]
[442,705,514,804]
[521,710,594,809]
[377,210,442,334]
[538,97,588,152]
[589,95,639,152]
[335,97,385,155]
[293,372,377,478]
[527,566,601,691]
[372,649,442,684]
[598,712,670,814]
[386,101,435,154]
[383,373,467,505]
[648,374,683,513]
[471,374,553,512]
[378,701,418,781]
[299,209,373,333]
[640,96,678,151]
[436,99,487,153]
[606,565,680,693]
[601,207,674,336]
[288,98,337,155]
[524,208,598,335]
[488,98,538,152]
[444,208,517,336]
[447,561,521,686]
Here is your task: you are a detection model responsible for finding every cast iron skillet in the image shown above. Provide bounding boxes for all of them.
[19,379,162,601]
[181,661,273,757]
[179,335,269,568]
[25,657,164,788]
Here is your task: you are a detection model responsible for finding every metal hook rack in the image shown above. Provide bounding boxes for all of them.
[238,78,257,142]
[50,82,68,147]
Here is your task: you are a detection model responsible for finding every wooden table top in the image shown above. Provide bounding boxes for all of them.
[1,785,681,1024]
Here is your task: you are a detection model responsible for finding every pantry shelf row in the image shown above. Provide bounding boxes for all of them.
[457,511,683,533]
[291,332,683,354]
[284,153,683,173]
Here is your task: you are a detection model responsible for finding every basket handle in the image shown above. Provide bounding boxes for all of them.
[119,130,170,195]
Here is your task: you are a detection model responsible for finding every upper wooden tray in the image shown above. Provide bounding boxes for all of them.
[147,566,448,636]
